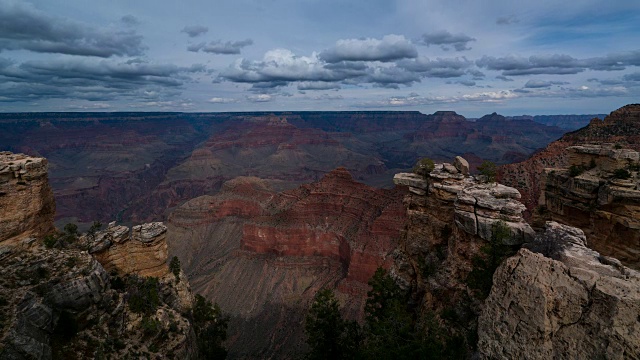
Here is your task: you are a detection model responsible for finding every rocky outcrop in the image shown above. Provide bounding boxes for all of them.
[500,104,640,219]
[89,222,169,277]
[0,152,199,359]
[539,144,640,269]
[0,246,197,360]
[478,222,640,359]
[0,152,55,245]
[167,168,407,358]
[390,158,532,356]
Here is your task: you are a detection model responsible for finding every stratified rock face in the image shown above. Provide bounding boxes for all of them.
[90,221,169,277]
[0,152,55,245]
[478,222,640,359]
[539,144,640,269]
[390,158,532,348]
[500,104,640,219]
[167,168,407,359]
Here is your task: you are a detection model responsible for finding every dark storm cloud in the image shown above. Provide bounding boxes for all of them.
[0,58,206,102]
[523,80,569,88]
[319,35,417,63]
[0,2,145,57]
[623,73,640,82]
[477,50,640,76]
[181,25,209,37]
[495,75,514,82]
[188,39,253,55]
[476,54,585,75]
[397,57,472,78]
[418,31,476,51]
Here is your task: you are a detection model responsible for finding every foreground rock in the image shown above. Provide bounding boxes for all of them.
[478,222,640,359]
[0,152,199,359]
[0,152,55,245]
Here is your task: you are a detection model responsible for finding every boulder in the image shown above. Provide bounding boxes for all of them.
[454,156,470,175]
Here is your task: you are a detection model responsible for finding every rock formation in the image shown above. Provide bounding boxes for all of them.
[393,154,640,359]
[500,103,640,219]
[89,222,170,277]
[390,157,533,355]
[478,221,640,359]
[0,152,55,245]
[0,152,199,359]
[167,168,407,358]
[538,144,640,269]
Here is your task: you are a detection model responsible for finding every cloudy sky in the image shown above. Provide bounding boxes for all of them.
[1,0,639,116]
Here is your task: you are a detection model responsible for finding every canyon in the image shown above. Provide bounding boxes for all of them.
[167,167,407,358]
[2,106,639,359]
[0,111,565,228]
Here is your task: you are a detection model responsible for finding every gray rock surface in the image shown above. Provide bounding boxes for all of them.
[478,221,640,359]
[454,156,470,175]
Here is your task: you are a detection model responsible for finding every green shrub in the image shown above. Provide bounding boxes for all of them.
[127,277,160,315]
[569,164,585,177]
[613,168,631,179]
[169,256,181,280]
[43,234,57,248]
[477,161,497,182]
[466,221,517,299]
[140,316,160,337]
[192,294,229,359]
[413,157,435,178]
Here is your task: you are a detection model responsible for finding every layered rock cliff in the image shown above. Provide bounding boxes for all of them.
[538,144,640,269]
[499,104,640,218]
[392,156,639,358]
[0,152,199,359]
[0,152,55,245]
[167,168,407,358]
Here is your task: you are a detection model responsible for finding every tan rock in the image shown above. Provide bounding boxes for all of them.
[454,156,470,175]
[0,152,55,246]
[478,221,640,359]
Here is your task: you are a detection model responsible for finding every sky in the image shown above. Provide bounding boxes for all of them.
[0,0,639,116]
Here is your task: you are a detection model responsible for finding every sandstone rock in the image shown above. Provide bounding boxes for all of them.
[478,221,640,359]
[92,222,169,277]
[0,152,55,246]
[454,156,469,175]
[393,173,428,190]
[443,163,458,174]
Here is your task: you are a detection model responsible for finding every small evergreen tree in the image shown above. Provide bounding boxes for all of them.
[192,294,229,359]
[413,157,435,178]
[169,256,181,280]
[477,161,497,183]
[305,289,362,360]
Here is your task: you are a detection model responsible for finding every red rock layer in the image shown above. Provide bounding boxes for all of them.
[166,168,407,358]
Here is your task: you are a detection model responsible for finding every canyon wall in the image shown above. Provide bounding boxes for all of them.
[539,144,640,269]
[500,104,640,219]
[167,168,407,358]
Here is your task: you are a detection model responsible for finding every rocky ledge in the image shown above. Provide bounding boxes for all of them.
[478,221,640,359]
[394,157,533,245]
[88,221,169,277]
